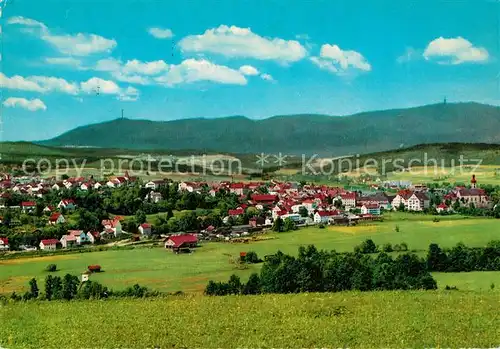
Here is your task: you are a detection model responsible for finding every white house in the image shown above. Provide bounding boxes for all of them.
[393,191,430,211]
[58,199,76,211]
[0,237,9,251]
[138,223,152,235]
[39,239,59,250]
[313,210,341,224]
[48,213,65,225]
[360,204,381,215]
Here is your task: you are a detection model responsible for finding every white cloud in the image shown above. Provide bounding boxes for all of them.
[423,37,489,64]
[179,25,307,63]
[7,16,47,30]
[397,47,420,64]
[30,76,80,95]
[95,58,168,85]
[80,77,140,101]
[311,44,371,74]
[45,57,83,68]
[239,65,259,76]
[155,58,247,86]
[8,16,116,56]
[80,77,121,94]
[3,97,47,111]
[0,72,78,94]
[42,33,117,56]
[0,72,45,92]
[118,86,140,101]
[260,73,274,82]
[148,27,174,39]
[123,59,169,75]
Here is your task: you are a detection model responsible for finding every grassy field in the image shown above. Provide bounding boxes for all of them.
[1,214,499,294]
[1,291,500,348]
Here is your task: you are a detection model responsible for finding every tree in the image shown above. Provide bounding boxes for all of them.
[135,209,147,225]
[283,217,296,232]
[46,264,57,272]
[227,274,243,294]
[62,274,80,300]
[242,273,261,295]
[45,275,54,300]
[298,206,309,218]
[426,243,448,272]
[272,217,283,232]
[29,278,39,299]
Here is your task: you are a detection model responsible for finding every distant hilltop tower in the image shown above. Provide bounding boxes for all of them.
[471,174,477,189]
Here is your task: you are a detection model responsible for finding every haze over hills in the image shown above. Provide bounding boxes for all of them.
[40,102,500,156]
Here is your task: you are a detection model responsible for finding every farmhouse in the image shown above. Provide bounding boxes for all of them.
[48,213,65,225]
[39,239,59,250]
[21,201,36,213]
[0,237,9,251]
[138,223,152,235]
[58,199,76,210]
[101,217,123,237]
[360,204,381,215]
[314,210,342,224]
[164,234,198,251]
[392,190,430,211]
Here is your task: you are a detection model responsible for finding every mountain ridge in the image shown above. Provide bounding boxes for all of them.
[40,102,500,156]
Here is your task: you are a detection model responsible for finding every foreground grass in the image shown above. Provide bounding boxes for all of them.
[1,214,498,294]
[1,291,499,348]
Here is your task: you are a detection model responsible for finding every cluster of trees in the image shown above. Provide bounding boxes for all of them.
[241,251,262,264]
[354,239,409,254]
[205,245,437,296]
[272,217,297,232]
[8,274,157,302]
[427,241,500,272]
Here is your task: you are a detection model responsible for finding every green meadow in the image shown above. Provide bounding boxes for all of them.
[1,213,499,294]
[2,291,500,349]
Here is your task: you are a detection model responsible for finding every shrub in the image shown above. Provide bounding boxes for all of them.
[355,239,378,254]
[400,242,408,251]
[382,243,393,253]
[393,244,401,252]
[46,264,57,272]
[244,251,262,264]
[318,223,325,229]
[395,225,400,232]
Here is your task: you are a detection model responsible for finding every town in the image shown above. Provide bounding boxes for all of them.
[0,170,497,253]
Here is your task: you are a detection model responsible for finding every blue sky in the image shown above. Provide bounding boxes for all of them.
[1,0,499,141]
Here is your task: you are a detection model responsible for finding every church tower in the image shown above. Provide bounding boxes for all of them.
[471,174,477,189]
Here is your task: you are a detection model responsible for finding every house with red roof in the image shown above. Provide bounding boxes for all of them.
[360,204,381,215]
[39,239,59,250]
[0,237,9,251]
[251,194,278,204]
[58,199,76,211]
[228,208,245,216]
[229,182,245,195]
[101,217,123,237]
[48,213,65,225]
[436,203,451,213]
[21,201,36,213]
[314,210,343,224]
[164,234,198,251]
[138,223,152,235]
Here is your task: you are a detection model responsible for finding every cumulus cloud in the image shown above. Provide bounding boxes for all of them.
[0,72,78,94]
[7,16,117,56]
[423,37,489,64]
[148,27,174,39]
[3,97,47,111]
[310,44,371,74]
[80,77,139,101]
[42,33,117,56]
[155,58,247,86]
[45,57,83,68]
[178,25,307,63]
[94,58,168,85]
[239,65,259,76]
[260,73,274,82]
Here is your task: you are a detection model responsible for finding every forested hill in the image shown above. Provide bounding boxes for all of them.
[41,102,500,156]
